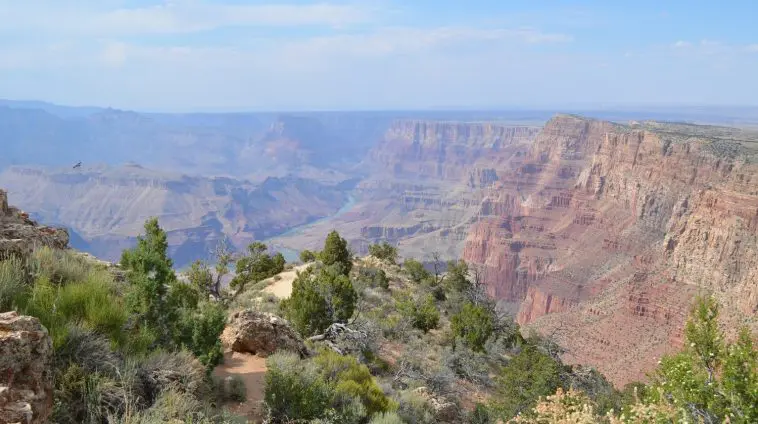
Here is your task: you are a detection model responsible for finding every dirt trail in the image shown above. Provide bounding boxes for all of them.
[261,263,312,299]
[213,351,268,422]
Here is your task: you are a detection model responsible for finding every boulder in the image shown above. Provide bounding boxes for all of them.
[0,311,53,424]
[221,310,307,358]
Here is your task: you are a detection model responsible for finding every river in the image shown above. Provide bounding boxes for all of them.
[264,194,356,262]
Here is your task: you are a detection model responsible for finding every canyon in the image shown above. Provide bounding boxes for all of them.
[462,115,758,385]
[3,100,758,386]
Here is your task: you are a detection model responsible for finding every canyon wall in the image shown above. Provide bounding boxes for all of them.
[463,114,758,385]
[0,165,349,267]
[269,121,541,259]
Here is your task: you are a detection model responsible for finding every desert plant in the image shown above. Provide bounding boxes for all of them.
[300,249,317,263]
[368,242,398,264]
[282,266,357,336]
[0,256,27,312]
[451,302,494,352]
[264,352,333,422]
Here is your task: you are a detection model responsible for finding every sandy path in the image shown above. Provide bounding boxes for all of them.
[213,351,268,422]
[261,263,312,299]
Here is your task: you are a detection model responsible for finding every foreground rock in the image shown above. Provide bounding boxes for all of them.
[1,189,69,259]
[412,387,459,423]
[0,312,53,424]
[221,310,307,358]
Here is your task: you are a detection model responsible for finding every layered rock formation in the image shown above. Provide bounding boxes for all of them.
[1,189,68,259]
[0,311,54,424]
[0,166,349,267]
[269,120,540,260]
[463,115,758,385]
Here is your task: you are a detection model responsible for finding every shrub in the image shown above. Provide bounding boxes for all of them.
[282,266,357,336]
[264,352,333,422]
[314,349,397,417]
[451,302,494,352]
[492,343,563,420]
[469,403,493,424]
[368,242,398,264]
[0,256,27,312]
[403,258,429,283]
[398,294,439,333]
[358,266,390,290]
[396,390,436,424]
[175,301,227,369]
[231,242,286,295]
[508,388,602,424]
[369,411,405,424]
[22,273,128,349]
[32,246,91,285]
[300,249,317,263]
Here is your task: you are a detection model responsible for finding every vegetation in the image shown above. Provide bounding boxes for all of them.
[368,241,398,264]
[281,265,357,336]
[300,249,317,263]
[320,230,353,275]
[451,302,493,352]
[3,215,756,424]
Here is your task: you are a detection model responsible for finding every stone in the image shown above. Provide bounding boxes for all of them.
[221,310,307,358]
[0,311,53,424]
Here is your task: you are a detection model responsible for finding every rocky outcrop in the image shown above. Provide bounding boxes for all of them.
[463,115,758,385]
[221,310,307,358]
[369,120,539,181]
[0,312,53,424]
[0,189,69,259]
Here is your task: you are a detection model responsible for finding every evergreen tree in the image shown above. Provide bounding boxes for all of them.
[451,302,494,352]
[320,230,352,275]
[282,266,357,336]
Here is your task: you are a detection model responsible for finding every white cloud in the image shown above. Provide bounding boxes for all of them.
[0,1,375,36]
[672,40,691,48]
[747,44,758,52]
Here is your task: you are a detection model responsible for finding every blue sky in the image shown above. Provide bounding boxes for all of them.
[0,0,756,111]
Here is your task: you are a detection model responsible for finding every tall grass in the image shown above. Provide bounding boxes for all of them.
[0,255,28,312]
[17,247,128,349]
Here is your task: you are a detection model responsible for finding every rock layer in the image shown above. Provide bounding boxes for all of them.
[463,115,758,385]
[0,311,54,424]
[0,189,69,259]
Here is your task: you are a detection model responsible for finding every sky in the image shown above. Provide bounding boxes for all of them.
[0,0,757,111]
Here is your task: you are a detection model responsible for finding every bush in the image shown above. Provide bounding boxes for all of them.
[492,343,563,420]
[22,273,128,349]
[403,259,429,283]
[264,352,333,422]
[398,294,439,333]
[174,301,227,369]
[300,249,317,263]
[0,256,27,312]
[368,242,398,264]
[282,266,357,336]
[31,246,91,285]
[369,411,405,424]
[314,349,397,417]
[451,302,494,352]
[397,390,436,424]
[469,403,493,424]
[215,375,247,403]
[358,266,390,291]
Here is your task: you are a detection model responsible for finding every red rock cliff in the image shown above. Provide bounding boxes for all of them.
[463,114,758,385]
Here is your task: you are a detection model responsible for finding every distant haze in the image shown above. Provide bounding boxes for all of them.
[0,2,757,111]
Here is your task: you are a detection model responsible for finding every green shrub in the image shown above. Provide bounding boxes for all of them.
[300,249,317,263]
[369,411,405,424]
[314,349,397,417]
[32,246,91,285]
[398,294,439,333]
[368,242,398,264]
[491,343,563,420]
[264,352,333,422]
[451,302,493,352]
[227,376,247,403]
[469,403,492,424]
[403,259,429,283]
[22,273,128,349]
[397,391,436,424]
[175,301,226,369]
[358,266,390,290]
[282,266,357,336]
[0,256,27,312]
